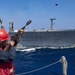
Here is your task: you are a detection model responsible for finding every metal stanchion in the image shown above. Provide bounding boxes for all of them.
[60,56,68,75]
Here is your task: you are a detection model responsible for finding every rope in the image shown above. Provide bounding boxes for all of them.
[15,60,60,75]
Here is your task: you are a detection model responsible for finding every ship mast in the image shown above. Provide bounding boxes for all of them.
[0,18,4,29]
[9,21,14,32]
[50,18,56,30]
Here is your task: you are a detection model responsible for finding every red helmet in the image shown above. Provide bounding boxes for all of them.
[0,29,9,41]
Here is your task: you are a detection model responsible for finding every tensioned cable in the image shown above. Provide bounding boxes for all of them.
[15,60,60,75]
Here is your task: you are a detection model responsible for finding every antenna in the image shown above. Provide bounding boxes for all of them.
[50,18,56,30]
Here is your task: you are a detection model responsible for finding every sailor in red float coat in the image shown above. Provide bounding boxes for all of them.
[0,29,16,75]
[0,28,24,75]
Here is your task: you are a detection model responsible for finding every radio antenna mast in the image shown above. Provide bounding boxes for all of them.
[50,18,56,30]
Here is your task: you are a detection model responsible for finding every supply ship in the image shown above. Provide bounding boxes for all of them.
[1,18,75,49]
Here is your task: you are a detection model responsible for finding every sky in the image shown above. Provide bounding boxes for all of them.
[0,0,75,32]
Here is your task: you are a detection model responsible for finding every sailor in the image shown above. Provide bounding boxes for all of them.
[0,29,24,75]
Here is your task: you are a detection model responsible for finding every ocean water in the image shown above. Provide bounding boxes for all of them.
[14,48,75,75]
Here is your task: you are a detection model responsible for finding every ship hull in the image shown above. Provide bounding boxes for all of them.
[9,29,75,49]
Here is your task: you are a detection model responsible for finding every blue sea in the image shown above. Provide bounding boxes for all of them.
[14,48,75,75]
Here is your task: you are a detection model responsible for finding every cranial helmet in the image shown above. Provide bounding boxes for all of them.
[0,29,9,41]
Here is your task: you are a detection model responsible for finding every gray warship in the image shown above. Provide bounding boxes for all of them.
[8,18,75,49]
[1,18,75,49]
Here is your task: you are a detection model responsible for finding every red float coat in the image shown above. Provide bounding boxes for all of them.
[0,47,16,75]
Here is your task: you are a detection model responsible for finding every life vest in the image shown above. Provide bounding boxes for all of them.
[0,48,15,75]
